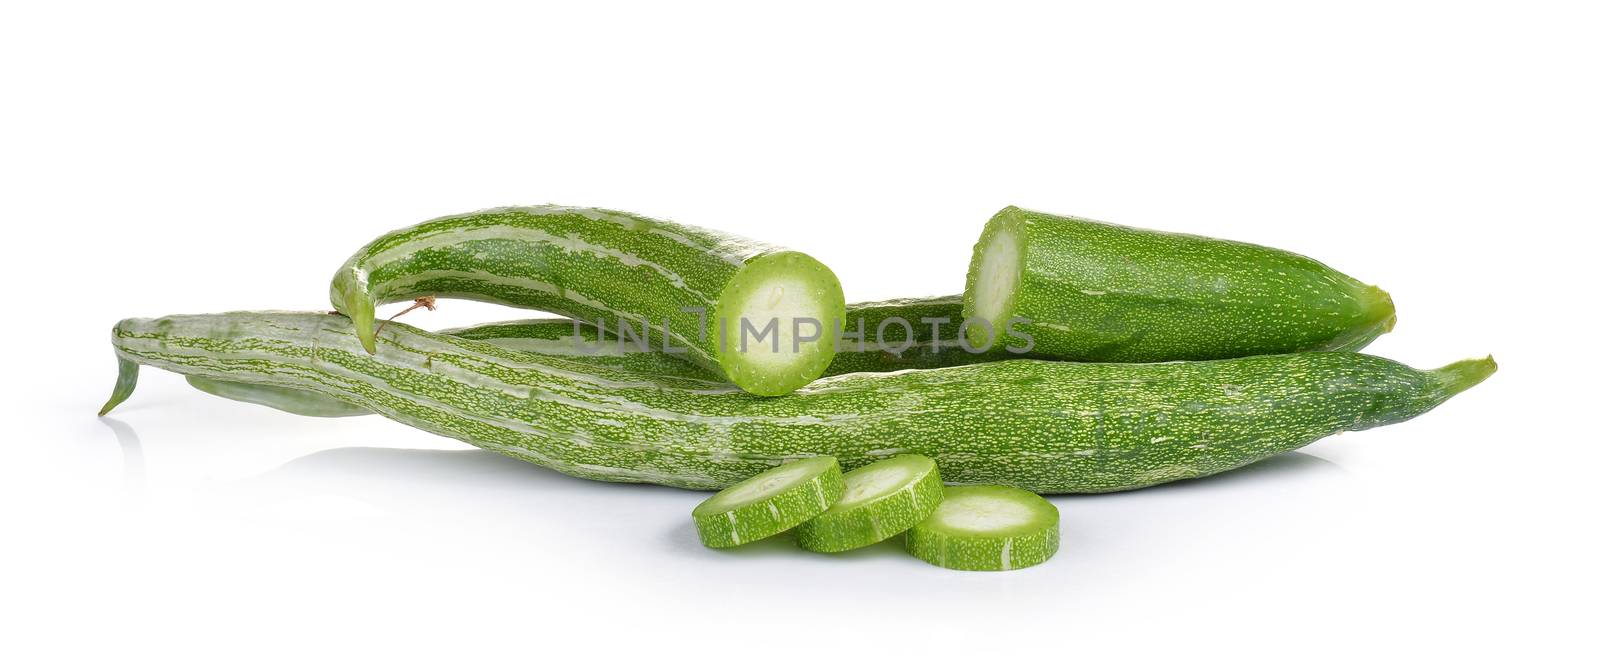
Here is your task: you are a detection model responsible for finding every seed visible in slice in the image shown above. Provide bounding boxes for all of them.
[905,485,1060,571]
[794,455,944,553]
[692,456,844,548]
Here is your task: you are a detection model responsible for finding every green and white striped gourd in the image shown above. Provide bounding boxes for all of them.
[104,312,1493,494]
[964,206,1398,361]
[331,205,846,396]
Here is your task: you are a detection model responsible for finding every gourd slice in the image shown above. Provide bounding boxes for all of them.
[795,455,943,552]
[692,456,844,548]
[905,485,1060,571]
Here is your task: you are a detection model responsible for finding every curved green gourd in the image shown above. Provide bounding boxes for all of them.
[103,312,1493,494]
[331,205,846,396]
[964,206,1398,361]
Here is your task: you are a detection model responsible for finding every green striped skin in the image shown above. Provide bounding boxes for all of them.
[692,456,845,548]
[331,205,847,396]
[184,298,1012,417]
[794,455,944,552]
[905,486,1060,571]
[105,312,1494,494]
[185,375,369,417]
[964,206,1398,362]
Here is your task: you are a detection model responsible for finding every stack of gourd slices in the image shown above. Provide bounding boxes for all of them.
[691,455,1061,571]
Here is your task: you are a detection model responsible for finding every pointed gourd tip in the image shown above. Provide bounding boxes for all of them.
[343,302,378,354]
[331,268,378,353]
[1434,355,1497,396]
[1366,285,1397,334]
[100,357,139,416]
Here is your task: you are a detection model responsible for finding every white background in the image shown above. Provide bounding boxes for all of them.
[2,1,1595,657]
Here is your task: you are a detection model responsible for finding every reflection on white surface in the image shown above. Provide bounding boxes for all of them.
[244,445,1347,560]
[97,416,146,491]
[252,445,1343,514]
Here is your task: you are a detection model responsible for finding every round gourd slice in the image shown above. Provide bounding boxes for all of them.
[794,454,943,552]
[905,485,1060,571]
[691,456,844,548]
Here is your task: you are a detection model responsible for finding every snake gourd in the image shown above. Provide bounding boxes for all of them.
[102,311,1493,494]
[330,205,846,396]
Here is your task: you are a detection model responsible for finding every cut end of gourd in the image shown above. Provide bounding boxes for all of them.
[920,485,1058,537]
[694,457,835,517]
[1433,355,1497,397]
[963,207,1025,351]
[714,251,846,396]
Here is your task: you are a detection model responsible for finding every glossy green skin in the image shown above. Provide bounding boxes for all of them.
[692,456,845,548]
[187,298,1010,416]
[964,206,1398,362]
[794,455,945,552]
[905,485,1060,571]
[330,205,846,396]
[105,312,1493,494]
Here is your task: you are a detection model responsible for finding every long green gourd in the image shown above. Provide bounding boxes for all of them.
[331,205,846,396]
[103,312,1493,494]
[185,297,1010,416]
[964,206,1398,361]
